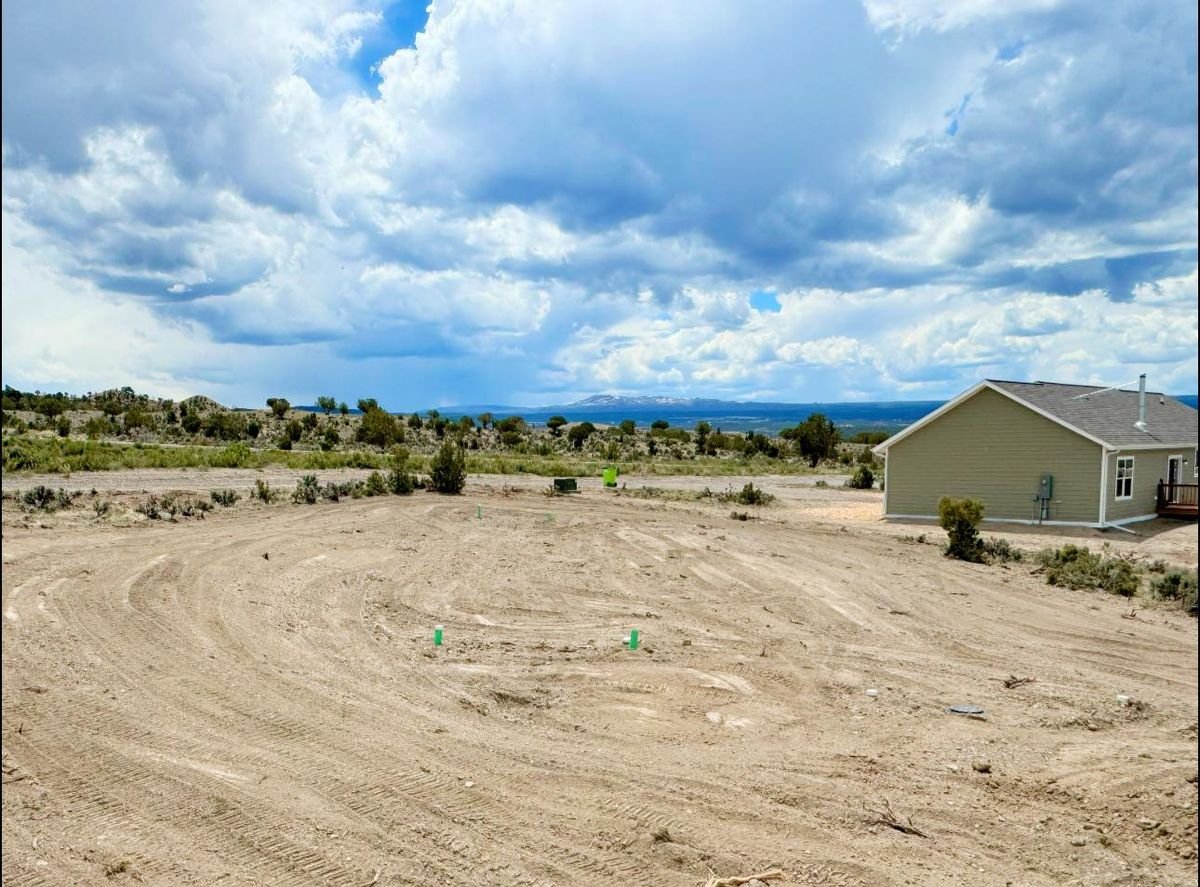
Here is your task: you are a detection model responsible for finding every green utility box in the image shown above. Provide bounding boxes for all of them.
[603,466,618,487]
[553,478,580,493]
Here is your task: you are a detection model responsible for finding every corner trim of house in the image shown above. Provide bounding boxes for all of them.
[1098,447,1109,526]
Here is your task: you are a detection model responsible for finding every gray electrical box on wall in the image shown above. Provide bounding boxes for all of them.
[1039,474,1053,499]
[1033,473,1054,522]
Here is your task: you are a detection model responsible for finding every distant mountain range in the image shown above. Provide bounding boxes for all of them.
[428,391,1199,434]
[294,392,1198,435]
[567,394,733,408]
[433,394,945,434]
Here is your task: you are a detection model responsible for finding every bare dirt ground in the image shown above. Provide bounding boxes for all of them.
[5,467,1196,565]
[2,474,1197,886]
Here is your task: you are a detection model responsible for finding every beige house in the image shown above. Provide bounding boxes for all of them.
[873,377,1198,528]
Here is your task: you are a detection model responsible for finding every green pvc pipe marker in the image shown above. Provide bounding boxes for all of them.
[628,628,639,650]
[434,624,444,646]
[476,504,482,519]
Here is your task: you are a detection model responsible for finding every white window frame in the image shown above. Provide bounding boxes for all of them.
[1115,456,1134,500]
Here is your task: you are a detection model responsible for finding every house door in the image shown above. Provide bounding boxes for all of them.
[1167,456,1182,501]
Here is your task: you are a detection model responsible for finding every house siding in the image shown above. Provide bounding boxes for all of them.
[885,387,1103,523]
[1105,447,1187,522]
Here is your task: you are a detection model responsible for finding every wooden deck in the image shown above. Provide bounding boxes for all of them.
[1156,481,1198,519]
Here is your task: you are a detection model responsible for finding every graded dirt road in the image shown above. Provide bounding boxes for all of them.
[2,482,1197,885]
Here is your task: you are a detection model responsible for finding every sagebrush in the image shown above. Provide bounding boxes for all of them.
[937,497,985,562]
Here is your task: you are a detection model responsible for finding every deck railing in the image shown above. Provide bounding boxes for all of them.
[1156,481,1199,511]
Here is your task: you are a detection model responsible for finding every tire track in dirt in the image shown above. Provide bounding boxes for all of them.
[4,491,1197,885]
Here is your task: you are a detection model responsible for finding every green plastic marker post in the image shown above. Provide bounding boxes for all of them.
[434,624,444,646]
[628,628,639,651]
[476,504,482,520]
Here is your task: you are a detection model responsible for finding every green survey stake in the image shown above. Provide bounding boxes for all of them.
[434,624,444,646]
[628,628,638,650]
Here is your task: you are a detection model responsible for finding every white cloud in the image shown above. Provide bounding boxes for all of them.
[1,0,1195,405]
[862,0,1062,36]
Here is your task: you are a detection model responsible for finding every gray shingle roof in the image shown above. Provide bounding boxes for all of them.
[989,380,1198,448]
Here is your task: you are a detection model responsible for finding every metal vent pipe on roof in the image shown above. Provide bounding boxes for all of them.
[1135,373,1147,432]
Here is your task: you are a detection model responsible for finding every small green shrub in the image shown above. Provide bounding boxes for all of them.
[981,537,1022,563]
[83,416,118,439]
[720,482,774,506]
[136,492,206,519]
[567,421,597,450]
[846,465,874,489]
[210,489,241,507]
[364,471,389,497]
[429,441,467,494]
[3,443,32,471]
[813,479,828,488]
[93,499,112,517]
[1149,570,1197,614]
[388,468,414,494]
[252,479,277,503]
[213,442,252,468]
[321,481,354,502]
[937,496,985,562]
[178,497,211,518]
[356,407,403,448]
[386,447,414,494]
[1034,544,1139,597]
[22,485,72,511]
[292,475,320,504]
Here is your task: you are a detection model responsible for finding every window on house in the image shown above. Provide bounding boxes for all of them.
[1115,456,1134,500]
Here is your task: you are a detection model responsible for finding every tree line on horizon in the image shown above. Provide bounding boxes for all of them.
[3,384,890,466]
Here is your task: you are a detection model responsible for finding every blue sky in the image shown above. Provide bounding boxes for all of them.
[1,0,1196,409]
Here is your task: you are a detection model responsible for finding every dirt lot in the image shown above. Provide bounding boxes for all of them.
[3,475,1197,885]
